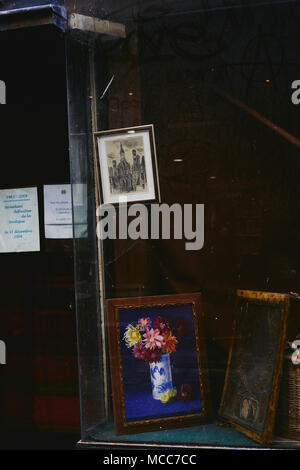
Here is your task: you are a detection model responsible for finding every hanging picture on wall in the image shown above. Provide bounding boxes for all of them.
[94,124,160,205]
[219,290,290,444]
[106,293,211,435]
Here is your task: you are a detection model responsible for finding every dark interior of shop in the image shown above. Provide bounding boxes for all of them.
[97,1,300,443]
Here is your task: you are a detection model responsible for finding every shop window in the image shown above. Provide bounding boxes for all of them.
[68,0,300,450]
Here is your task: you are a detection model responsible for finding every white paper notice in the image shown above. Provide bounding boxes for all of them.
[0,187,40,253]
[44,184,73,239]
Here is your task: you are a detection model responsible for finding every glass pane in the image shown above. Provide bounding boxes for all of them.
[72,0,300,448]
[66,31,107,438]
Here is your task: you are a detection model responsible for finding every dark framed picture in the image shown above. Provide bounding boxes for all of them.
[219,290,290,444]
[106,293,211,435]
[94,124,160,205]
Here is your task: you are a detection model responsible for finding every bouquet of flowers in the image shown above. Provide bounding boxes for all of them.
[124,315,187,364]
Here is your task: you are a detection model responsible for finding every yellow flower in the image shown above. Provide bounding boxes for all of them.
[124,325,142,348]
[160,388,177,404]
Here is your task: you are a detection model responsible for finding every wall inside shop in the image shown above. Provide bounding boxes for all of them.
[96,1,300,415]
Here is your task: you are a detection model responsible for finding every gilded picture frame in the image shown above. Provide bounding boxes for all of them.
[219,289,290,444]
[106,293,211,435]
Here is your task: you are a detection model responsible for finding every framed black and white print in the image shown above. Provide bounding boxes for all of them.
[94,124,160,205]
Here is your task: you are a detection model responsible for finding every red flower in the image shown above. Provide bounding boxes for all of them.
[154,316,170,335]
[174,318,188,338]
[177,384,193,402]
[133,342,146,360]
[145,348,162,364]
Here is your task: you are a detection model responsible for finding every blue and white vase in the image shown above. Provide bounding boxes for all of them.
[149,353,173,400]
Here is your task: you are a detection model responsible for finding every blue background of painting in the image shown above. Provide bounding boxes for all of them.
[119,304,202,422]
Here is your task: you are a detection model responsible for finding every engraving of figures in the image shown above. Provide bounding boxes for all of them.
[105,136,149,196]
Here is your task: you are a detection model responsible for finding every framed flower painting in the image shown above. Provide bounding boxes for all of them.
[106,293,211,434]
